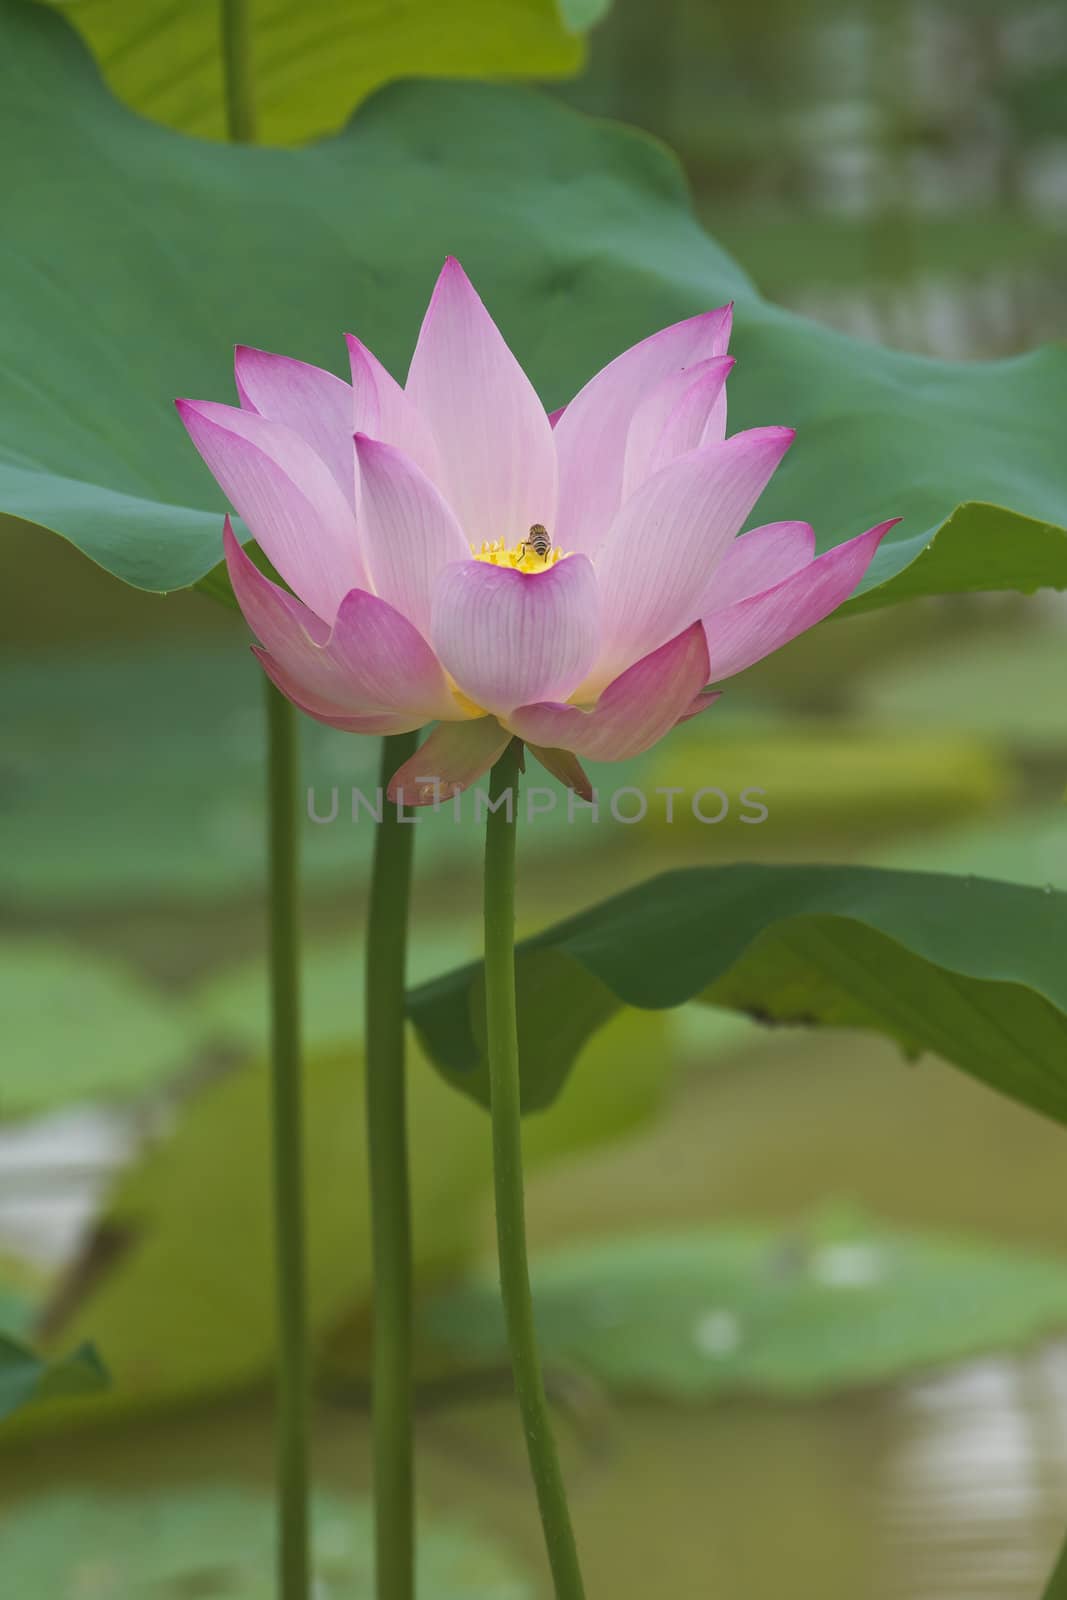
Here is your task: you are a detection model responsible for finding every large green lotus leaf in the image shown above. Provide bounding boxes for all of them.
[0,940,202,1119]
[0,1485,529,1597]
[42,0,596,146]
[3,0,1066,611]
[407,865,1067,1118]
[0,1333,107,1423]
[425,1212,1067,1399]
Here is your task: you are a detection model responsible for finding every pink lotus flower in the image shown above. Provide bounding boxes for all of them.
[177,259,896,804]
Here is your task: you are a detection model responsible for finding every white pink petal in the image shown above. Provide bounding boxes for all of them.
[621,354,734,500]
[507,622,711,762]
[405,258,557,544]
[386,718,513,805]
[177,398,365,622]
[585,425,795,695]
[705,520,816,611]
[431,554,600,718]
[234,346,357,507]
[703,519,899,682]
[346,335,442,483]
[553,304,733,555]
[354,434,469,641]
[224,522,455,724]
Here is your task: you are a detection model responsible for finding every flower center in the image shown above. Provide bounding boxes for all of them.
[471,523,565,574]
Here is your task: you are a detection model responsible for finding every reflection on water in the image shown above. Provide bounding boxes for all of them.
[565,0,1067,361]
[493,1032,1067,1597]
[5,1323,1067,1597]
[791,270,1066,361]
[880,1350,1067,1600]
[0,1106,133,1270]
[415,1345,1067,1599]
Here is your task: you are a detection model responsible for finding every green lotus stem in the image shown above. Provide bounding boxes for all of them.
[264,680,311,1600]
[220,0,257,143]
[220,9,309,1597]
[483,740,586,1600]
[364,730,419,1600]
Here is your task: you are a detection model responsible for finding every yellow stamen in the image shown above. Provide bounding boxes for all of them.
[451,686,486,719]
[471,536,566,574]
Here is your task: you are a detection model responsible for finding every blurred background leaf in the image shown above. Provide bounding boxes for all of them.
[22,998,667,1420]
[0,1334,106,1423]
[40,0,599,145]
[0,941,201,1118]
[0,1484,530,1595]
[859,625,1067,749]
[887,810,1067,889]
[642,728,1009,842]
[426,1212,1067,1397]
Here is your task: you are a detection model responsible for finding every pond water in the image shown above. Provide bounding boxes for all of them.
[7,1028,1067,1597]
